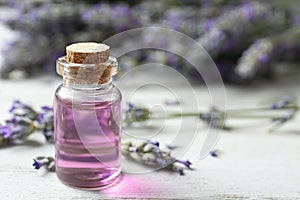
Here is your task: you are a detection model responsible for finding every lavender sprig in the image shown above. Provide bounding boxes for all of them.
[200,107,227,129]
[269,96,298,132]
[0,1,142,77]
[235,26,300,82]
[125,96,298,132]
[0,117,35,145]
[1,0,298,85]
[32,140,193,175]
[0,100,54,146]
[9,100,38,120]
[2,96,298,146]
[0,97,296,176]
[37,106,54,143]
[133,1,291,83]
[124,103,151,126]
[210,149,222,157]
[198,1,289,58]
[32,156,55,172]
[122,140,193,175]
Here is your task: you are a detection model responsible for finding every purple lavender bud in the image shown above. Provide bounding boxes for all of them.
[9,100,37,120]
[243,2,255,21]
[125,103,151,123]
[166,144,177,150]
[40,106,53,111]
[37,106,54,143]
[37,106,53,123]
[32,159,44,170]
[128,146,140,153]
[199,1,288,58]
[271,96,297,110]
[234,39,274,82]
[210,149,221,157]
[164,99,180,106]
[0,117,35,144]
[155,157,169,168]
[43,130,54,143]
[32,156,55,172]
[200,107,226,129]
[235,27,300,83]
[171,164,185,175]
[178,168,184,176]
[272,111,294,124]
[147,140,159,147]
[0,124,12,136]
[175,159,192,169]
[205,19,217,32]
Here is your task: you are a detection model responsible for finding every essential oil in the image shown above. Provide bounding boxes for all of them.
[54,43,122,189]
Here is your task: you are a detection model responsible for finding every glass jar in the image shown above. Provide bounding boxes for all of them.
[54,43,122,189]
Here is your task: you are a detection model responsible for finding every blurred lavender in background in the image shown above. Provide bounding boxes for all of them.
[0,0,299,83]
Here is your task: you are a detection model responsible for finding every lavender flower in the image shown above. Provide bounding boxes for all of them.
[124,103,151,125]
[175,159,193,169]
[234,39,274,82]
[200,107,226,129]
[32,159,44,170]
[234,26,300,82]
[0,1,119,76]
[9,100,38,120]
[32,156,55,172]
[0,117,35,145]
[33,140,192,175]
[174,166,184,176]
[164,99,180,106]
[269,96,299,132]
[122,140,193,175]
[270,112,297,132]
[181,0,241,6]
[134,1,291,83]
[37,106,54,143]
[155,157,170,168]
[271,96,297,110]
[198,1,289,58]
[166,144,177,150]
[210,149,222,157]
[128,146,140,153]
[1,0,298,85]
[160,6,219,37]
[147,139,159,147]
[123,98,297,132]
[272,111,295,125]
[0,101,56,146]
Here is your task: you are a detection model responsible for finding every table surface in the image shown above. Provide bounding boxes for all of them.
[0,69,300,200]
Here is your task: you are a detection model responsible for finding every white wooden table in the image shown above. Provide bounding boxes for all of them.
[0,69,300,199]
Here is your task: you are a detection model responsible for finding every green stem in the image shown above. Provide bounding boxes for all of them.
[226,105,298,113]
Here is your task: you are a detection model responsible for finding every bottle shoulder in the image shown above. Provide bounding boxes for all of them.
[55,84,122,104]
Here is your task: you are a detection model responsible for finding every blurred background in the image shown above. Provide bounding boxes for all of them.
[0,0,299,84]
[1,1,300,198]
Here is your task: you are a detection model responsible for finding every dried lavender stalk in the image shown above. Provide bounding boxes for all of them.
[198,1,289,58]
[138,1,290,82]
[0,0,299,84]
[0,101,54,145]
[234,26,300,82]
[0,1,141,77]
[121,140,193,175]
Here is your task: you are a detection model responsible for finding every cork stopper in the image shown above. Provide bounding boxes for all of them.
[66,42,110,64]
[56,42,118,85]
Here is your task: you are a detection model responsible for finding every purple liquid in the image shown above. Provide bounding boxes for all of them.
[54,96,122,189]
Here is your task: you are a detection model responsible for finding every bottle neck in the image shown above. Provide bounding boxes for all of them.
[63,77,113,91]
[57,56,119,87]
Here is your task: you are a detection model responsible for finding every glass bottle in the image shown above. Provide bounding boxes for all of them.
[54,43,122,189]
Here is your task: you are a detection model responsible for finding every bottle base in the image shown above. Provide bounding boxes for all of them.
[56,168,122,190]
